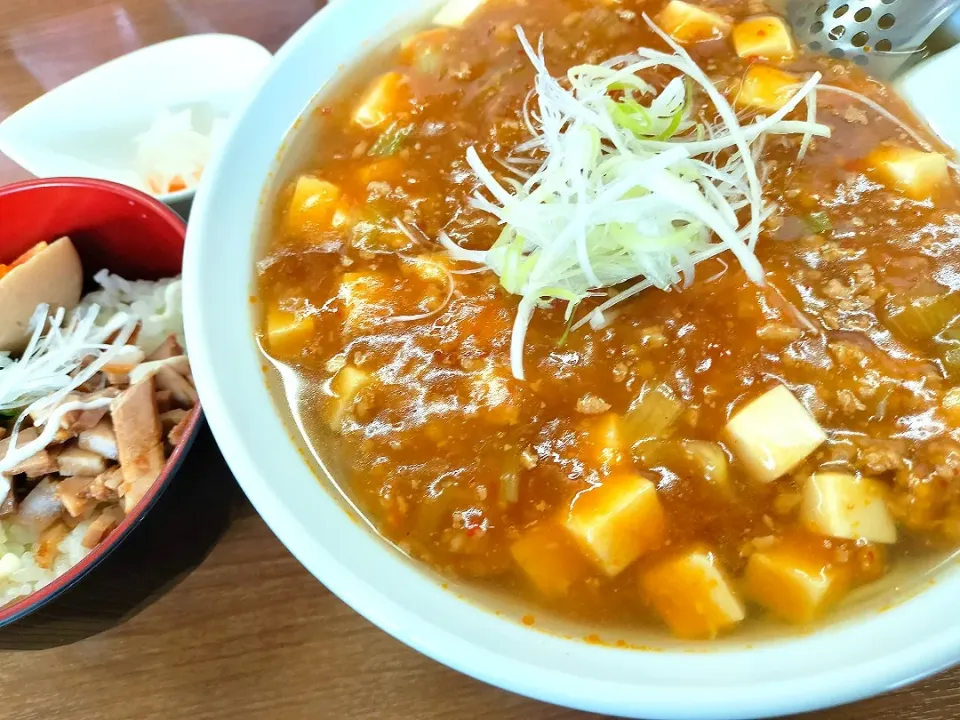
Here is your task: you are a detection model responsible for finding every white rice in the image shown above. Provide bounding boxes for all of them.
[0,518,92,606]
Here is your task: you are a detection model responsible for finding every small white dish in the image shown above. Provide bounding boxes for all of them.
[0,33,272,211]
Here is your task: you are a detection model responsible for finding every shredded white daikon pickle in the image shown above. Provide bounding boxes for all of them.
[439,17,830,379]
[135,109,228,196]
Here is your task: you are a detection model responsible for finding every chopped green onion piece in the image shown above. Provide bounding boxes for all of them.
[804,212,833,234]
[369,123,414,157]
[655,103,685,141]
[557,312,577,347]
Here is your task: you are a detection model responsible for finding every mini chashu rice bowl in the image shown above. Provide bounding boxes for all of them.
[0,236,196,605]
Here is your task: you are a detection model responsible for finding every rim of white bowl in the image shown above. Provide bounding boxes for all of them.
[183,1,960,717]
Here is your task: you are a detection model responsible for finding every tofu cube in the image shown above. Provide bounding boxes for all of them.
[563,473,666,576]
[723,385,826,483]
[400,28,451,73]
[328,365,372,429]
[265,306,315,358]
[583,413,626,468]
[338,272,393,334]
[658,1,732,44]
[352,72,411,129]
[401,254,450,285]
[356,157,403,185]
[733,16,796,60]
[639,547,745,639]
[286,176,342,238]
[510,522,591,597]
[433,0,485,28]
[746,543,851,623]
[866,145,950,201]
[801,472,897,543]
[735,66,802,113]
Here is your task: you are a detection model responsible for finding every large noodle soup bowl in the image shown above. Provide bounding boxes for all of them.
[183,0,960,717]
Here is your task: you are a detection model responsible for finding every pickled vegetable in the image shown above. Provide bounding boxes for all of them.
[369,122,414,157]
[633,440,732,496]
[881,292,960,376]
[882,292,960,345]
[622,384,685,445]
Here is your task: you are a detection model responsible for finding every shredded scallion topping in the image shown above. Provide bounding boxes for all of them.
[439,17,830,380]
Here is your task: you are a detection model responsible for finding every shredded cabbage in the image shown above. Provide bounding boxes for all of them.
[75,270,183,354]
[441,18,830,379]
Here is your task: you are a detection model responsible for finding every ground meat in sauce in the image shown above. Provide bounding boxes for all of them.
[255,0,960,638]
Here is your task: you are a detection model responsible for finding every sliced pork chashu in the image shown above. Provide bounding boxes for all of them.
[110,376,165,513]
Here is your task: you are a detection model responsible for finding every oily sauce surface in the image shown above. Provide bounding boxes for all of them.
[256,0,960,634]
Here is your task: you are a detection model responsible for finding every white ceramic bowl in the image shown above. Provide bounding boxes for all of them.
[183,1,960,717]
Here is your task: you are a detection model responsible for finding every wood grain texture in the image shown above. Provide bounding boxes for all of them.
[4,452,960,720]
[1,0,959,717]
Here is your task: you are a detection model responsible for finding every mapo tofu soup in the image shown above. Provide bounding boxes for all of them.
[256,0,960,640]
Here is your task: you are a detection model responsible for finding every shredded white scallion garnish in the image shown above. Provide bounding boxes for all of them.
[0,306,139,477]
[440,18,830,380]
[0,305,135,418]
[0,306,137,502]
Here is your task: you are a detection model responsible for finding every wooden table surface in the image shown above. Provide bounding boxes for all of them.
[2,1,960,718]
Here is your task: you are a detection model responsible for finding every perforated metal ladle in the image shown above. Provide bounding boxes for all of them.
[785,0,960,79]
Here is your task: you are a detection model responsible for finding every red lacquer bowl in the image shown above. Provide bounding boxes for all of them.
[0,178,203,633]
